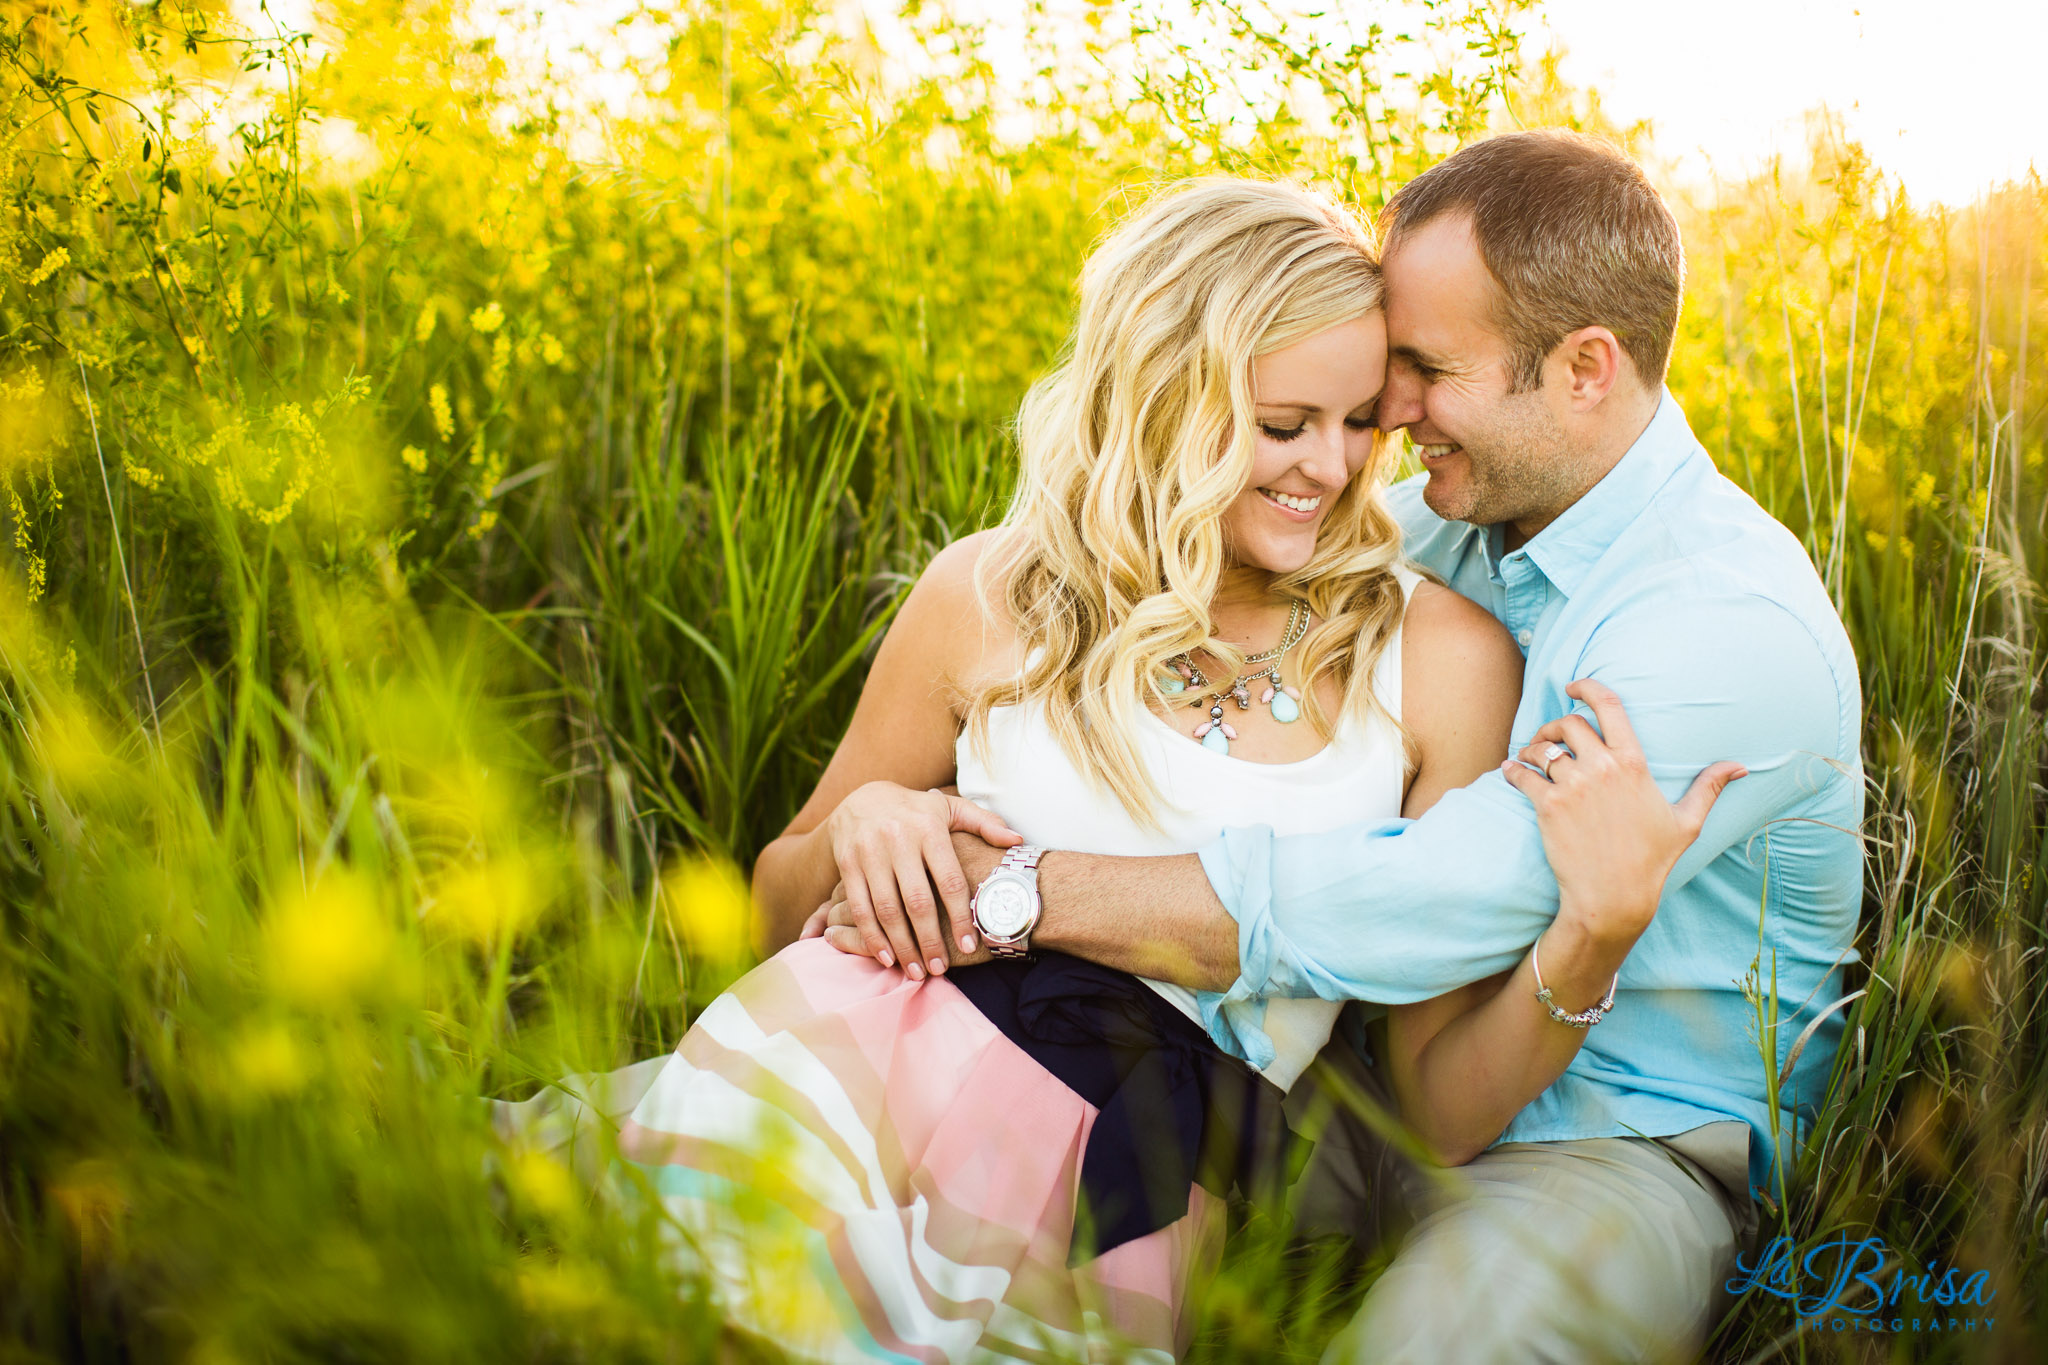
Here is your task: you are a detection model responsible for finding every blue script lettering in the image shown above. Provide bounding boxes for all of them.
[1725,1233,1996,1320]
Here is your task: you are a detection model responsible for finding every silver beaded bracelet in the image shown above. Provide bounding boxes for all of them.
[1531,934,1619,1028]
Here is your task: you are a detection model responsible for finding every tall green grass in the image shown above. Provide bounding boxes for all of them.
[0,1,2041,1360]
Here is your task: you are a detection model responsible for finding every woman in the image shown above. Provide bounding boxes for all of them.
[628,178,1711,1363]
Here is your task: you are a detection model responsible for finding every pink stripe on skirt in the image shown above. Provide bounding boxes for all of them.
[619,939,1221,1362]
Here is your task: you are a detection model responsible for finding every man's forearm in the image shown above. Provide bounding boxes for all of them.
[951,835,1241,989]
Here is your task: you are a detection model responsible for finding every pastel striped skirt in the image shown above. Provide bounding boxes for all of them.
[617,939,1224,1363]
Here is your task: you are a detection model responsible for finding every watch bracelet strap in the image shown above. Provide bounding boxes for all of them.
[979,845,1045,956]
[999,845,1045,873]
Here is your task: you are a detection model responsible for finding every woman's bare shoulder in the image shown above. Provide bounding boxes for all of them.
[899,528,1025,688]
[906,528,1016,625]
[1399,578,1523,752]
[1401,579,1516,663]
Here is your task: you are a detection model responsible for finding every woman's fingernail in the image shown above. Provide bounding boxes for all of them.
[960,934,977,953]
[877,949,894,968]
[929,957,946,976]
[906,962,925,981]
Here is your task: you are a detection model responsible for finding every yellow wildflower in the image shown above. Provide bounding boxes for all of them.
[537,332,565,367]
[507,1150,578,1220]
[415,300,438,344]
[265,872,394,1008]
[1864,530,1888,553]
[400,445,427,473]
[488,332,511,390]
[469,301,505,334]
[229,1021,309,1096]
[1911,471,1936,507]
[123,461,162,491]
[429,384,454,442]
[517,1261,618,1321]
[7,482,44,603]
[430,855,541,943]
[26,247,69,287]
[664,855,753,963]
[37,696,114,791]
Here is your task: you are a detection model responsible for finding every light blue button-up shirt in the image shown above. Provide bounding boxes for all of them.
[1197,392,1864,1193]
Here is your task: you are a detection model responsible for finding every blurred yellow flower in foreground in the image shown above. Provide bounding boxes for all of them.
[507,1149,578,1220]
[265,872,394,1007]
[469,301,505,334]
[228,1021,309,1096]
[431,855,542,943]
[48,1158,127,1263]
[663,855,753,962]
[517,1259,619,1321]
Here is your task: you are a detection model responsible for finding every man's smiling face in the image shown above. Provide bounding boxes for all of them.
[1376,213,1584,540]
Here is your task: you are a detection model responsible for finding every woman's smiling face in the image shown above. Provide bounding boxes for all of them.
[1220,310,1388,574]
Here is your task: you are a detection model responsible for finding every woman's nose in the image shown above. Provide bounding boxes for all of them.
[1304,422,1351,483]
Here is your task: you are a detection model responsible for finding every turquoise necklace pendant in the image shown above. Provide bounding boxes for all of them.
[1169,598,1311,757]
[1261,670,1303,724]
[1193,700,1236,753]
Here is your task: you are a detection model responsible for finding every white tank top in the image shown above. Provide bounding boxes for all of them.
[955,566,1419,1092]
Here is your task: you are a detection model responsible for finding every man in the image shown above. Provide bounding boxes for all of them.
[828,130,1864,1362]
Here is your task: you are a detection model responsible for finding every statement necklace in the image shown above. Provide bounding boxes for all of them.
[1157,598,1309,756]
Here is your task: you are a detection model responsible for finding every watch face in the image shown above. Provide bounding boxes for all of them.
[975,876,1035,938]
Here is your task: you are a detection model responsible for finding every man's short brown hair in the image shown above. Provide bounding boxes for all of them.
[1382,130,1684,392]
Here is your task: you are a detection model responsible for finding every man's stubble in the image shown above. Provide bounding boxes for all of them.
[1420,387,1584,537]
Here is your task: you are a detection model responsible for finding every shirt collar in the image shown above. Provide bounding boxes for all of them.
[1509,388,1701,599]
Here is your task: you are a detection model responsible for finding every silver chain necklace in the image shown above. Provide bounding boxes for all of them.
[1158,599,1309,755]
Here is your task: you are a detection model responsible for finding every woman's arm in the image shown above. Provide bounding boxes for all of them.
[1387,675,1745,1166]
[749,532,1021,966]
[1376,584,1523,1161]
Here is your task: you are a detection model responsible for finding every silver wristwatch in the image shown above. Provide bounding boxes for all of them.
[970,845,1045,958]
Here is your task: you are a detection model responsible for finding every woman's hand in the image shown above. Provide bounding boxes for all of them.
[1500,679,1746,951]
[819,782,1022,980]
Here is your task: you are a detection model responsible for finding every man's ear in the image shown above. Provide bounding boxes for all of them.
[1557,325,1624,410]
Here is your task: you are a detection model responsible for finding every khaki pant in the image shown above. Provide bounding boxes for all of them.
[1286,1012,1747,1365]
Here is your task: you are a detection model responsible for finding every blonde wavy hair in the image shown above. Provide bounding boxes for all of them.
[969,177,1409,826]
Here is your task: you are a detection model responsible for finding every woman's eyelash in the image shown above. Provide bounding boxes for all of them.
[1261,415,1376,439]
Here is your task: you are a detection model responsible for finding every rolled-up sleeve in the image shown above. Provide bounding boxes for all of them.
[1196,787,1555,1064]
[1195,588,1854,1066]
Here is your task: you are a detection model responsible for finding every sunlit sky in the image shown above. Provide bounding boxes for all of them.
[251,0,2046,205]
[1539,0,2046,204]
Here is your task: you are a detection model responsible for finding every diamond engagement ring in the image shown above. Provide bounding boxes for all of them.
[1539,742,1571,780]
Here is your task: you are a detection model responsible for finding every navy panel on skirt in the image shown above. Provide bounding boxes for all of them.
[947,950,1300,1262]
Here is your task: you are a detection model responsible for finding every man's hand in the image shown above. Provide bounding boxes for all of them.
[814,831,1011,970]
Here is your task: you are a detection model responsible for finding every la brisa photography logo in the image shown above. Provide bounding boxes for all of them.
[1727,1231,1998,1336]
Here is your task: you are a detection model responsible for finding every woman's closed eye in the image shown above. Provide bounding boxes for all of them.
[1261,411,1377,441]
